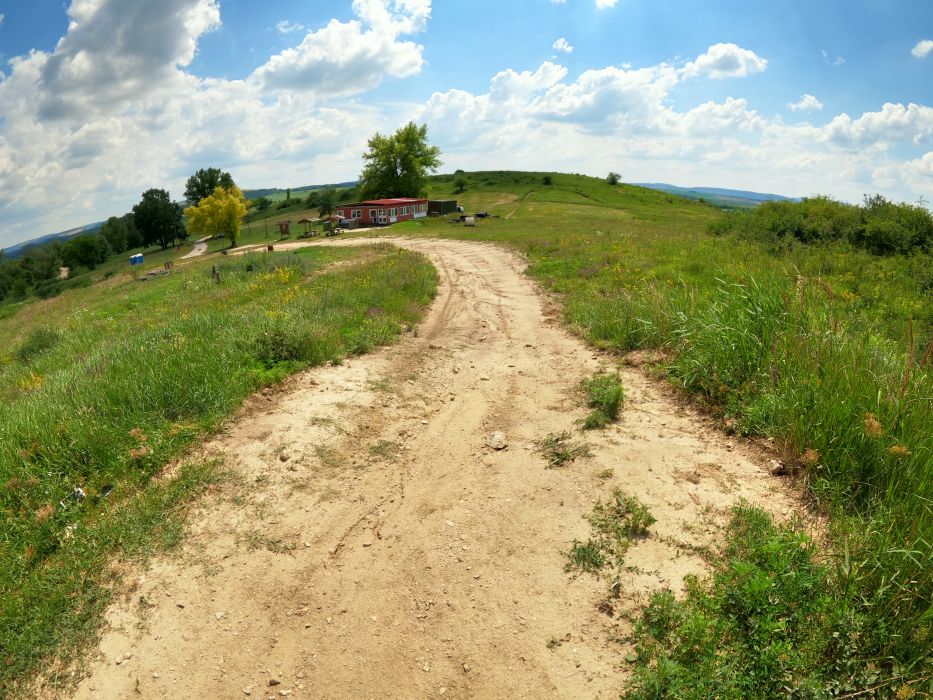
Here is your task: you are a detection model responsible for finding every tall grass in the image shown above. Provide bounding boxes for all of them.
[569,272,932,690]
[0,245,437,693]
[564,266,933,674]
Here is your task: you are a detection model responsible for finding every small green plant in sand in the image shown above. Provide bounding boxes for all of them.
[565,489,656,579]
[580,372,624,429]
[536,431,592,468]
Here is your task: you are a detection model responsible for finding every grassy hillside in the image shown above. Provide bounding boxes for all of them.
[380,170,932,696]
[0,245,437,693]
[3,169,930,695]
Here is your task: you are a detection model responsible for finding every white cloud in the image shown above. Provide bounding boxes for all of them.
[821,49,845,66]
[35,0,221,121]
[912,40,933,59]
[823,103,933,148]
[275,20,305,34]
[252,0,429,95]
[552,37,573,53]
[0,0,418,247]
[491,62,568,102]
[414,49,932,207]
[682,43,768,80]
[595,0,618,8]
[788,94,823,112]
[0,14,5,27]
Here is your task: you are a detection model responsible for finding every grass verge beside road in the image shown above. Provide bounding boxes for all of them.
[0,244,437,694]
[396,171,933,695]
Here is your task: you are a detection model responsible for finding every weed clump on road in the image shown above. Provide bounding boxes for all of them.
[580,372,624,429]
[536,431,592,468]
[565,489,655,579]
[623,504,928,699]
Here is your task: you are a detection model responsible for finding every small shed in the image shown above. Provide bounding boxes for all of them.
[277,221,291,238]
[429,200,459,216]
[297,217,317,236]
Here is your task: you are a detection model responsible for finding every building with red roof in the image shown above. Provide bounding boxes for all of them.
[334,198,428,226]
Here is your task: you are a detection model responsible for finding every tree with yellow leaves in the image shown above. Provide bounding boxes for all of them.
[184,185,248,247]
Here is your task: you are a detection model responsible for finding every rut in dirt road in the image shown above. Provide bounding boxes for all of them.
[68,238,796,699]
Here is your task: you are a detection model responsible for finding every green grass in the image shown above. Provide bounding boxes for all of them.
[385,170,933,690]
[0,244,437,693]
[624,504,933,699]
[580,372,624,429]
[565,489,655,588]
[536,431,592,468]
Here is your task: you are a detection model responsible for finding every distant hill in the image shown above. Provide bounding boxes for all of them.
[243,182,356,201]
[633,183,800,209]
[3,221,104,259]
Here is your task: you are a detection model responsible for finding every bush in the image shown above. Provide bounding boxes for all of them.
[710,194,933,256]
[14,326,61,362]
[624,505,930,699]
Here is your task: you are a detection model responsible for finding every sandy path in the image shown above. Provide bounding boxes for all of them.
[69,238,797,699]
[180,236,211,259]
[505,192,534,220]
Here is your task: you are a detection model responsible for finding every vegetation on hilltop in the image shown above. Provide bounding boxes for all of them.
[712,194,933,256]
[185,185,248,247]
[184,167,236,205]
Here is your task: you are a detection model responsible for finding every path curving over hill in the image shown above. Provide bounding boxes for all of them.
[180,235,211,260]
[69,238,797,699]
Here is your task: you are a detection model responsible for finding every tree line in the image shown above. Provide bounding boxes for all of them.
[0,168,240,303]
[710,194,933,256]
[1,123,445,303]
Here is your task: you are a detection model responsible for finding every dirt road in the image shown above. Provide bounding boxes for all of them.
[180,236,211,259]
[70,238,796,699]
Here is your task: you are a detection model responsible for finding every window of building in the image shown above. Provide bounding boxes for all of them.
[352,209,362,219]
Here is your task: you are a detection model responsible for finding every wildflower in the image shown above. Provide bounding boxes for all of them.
[863,412,883,439]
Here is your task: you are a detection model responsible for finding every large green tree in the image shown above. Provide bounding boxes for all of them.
[60,235,106,271]
[99,216,128,254]
[358,122,441,199]
[133,189,183,251]
[184,168,236,205]
[318,187,336,217]
[121,213,143,250]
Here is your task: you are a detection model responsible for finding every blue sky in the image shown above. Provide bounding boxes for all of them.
[0,0,931,247]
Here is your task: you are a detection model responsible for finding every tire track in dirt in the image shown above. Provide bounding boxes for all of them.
[66,238,799,699]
